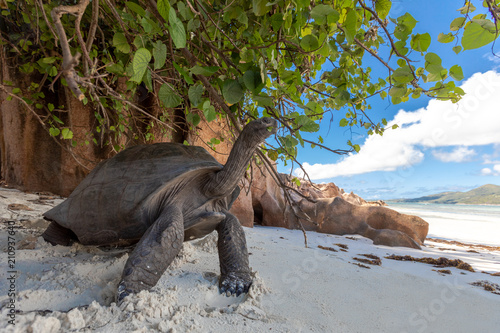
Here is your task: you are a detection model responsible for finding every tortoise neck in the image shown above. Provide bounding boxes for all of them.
[204,129,258,198]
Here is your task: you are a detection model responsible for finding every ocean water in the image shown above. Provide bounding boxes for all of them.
[387,202,500,246]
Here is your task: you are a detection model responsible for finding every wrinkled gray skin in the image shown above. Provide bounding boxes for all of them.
[42,118,277,301]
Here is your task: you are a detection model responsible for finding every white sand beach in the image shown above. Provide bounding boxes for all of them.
[1,188,499,332]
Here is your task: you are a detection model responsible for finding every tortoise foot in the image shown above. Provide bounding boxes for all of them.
[219,272,252,296]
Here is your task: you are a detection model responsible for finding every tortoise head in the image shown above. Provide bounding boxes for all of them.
[204,117,277,198]
[240,117,278,143]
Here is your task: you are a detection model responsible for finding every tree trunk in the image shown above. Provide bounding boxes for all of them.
[0,46,103,196]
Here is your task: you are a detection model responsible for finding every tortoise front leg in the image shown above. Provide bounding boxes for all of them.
[216,212,252,296]
[117,207,184,301]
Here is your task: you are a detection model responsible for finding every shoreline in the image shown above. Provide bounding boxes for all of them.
[387,201,500,207]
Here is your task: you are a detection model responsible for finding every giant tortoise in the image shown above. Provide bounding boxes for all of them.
[42,117,277,300]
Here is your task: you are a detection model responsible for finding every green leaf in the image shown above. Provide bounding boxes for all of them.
[188,84,204,106]
[392,66,414,84]
[311,5,338,25]
[437,32,454,43]
[253,95,274,107]
[174,62,194,84]
[48,66,58,77]
[462,21,497,50]
[210,138,221,145]
[300,34,319,52]
[113,32,130,54]
[270,13,284,31]
[49,127,60,137]
[190,65,219,76]
[107,63,124,75]
[457,3,476,14]
[339,118,349,127]
[410,33,431,52]
[243,70,264,92]
[41,57,57,64]
[204,108,216,123]
[186,112,201,126]
[450,17,466,31]
[51,114,63,124]
[452,45,462,54]
[157,0,170,21]
[449,64,464,81]
[296,115,320,132]
[202,100,217,122]
[61,128,73,140]
[153,41,167,70]
[12,87,21,94]
[267,149,279,161]
[158,84,181,108]
[144,68,153,91]
[389,86,407,98]
[343,9,357,44]
[253,0,270,16]
[394,13,417,41]
[424,52,444,74]
[168,10,186,49]
[131,48,151,83]
[126,2,146,17]
[141,17,153,33]
[222,79,244,104]
[223,6,248,27]
[375,0,392,20]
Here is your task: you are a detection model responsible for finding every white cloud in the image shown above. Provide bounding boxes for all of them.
[484,53,500,70]
[481,164,500,176]
[431,146,476,162]
[481,168,493,175]
[482,144,500,164]
[297,71,500,180]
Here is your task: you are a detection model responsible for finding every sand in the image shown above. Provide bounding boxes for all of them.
[1,187,499,332]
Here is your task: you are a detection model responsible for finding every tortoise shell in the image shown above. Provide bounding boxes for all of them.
[43,143,222,245]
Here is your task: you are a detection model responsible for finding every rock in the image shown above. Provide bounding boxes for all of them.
[229,178,254,228]
[230,168,428,249]
[7,203,33,211]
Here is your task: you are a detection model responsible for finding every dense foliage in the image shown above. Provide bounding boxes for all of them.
[1,0,499,171]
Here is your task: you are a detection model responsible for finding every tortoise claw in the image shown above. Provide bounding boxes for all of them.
[117,282,131,303]
[219,272,252,296]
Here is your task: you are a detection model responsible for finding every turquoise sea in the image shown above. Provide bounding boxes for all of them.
[387,202,500,246]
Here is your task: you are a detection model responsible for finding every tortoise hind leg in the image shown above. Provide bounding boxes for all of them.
[117,206,184,302]
[42,222,78,246]
[217,212,252,296]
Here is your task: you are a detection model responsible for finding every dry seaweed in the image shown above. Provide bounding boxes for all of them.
[318,245,338,252]
[352,262,370,269]
[353,254,382,266]
[385,255,475,272]
[470,281,500,295]
[433,269,452,275]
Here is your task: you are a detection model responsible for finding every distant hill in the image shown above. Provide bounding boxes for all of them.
[390,184,500,205]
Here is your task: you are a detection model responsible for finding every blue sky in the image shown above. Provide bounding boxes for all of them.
[276,1,500,200]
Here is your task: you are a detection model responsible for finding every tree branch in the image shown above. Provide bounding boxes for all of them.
[50,0,90,101]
